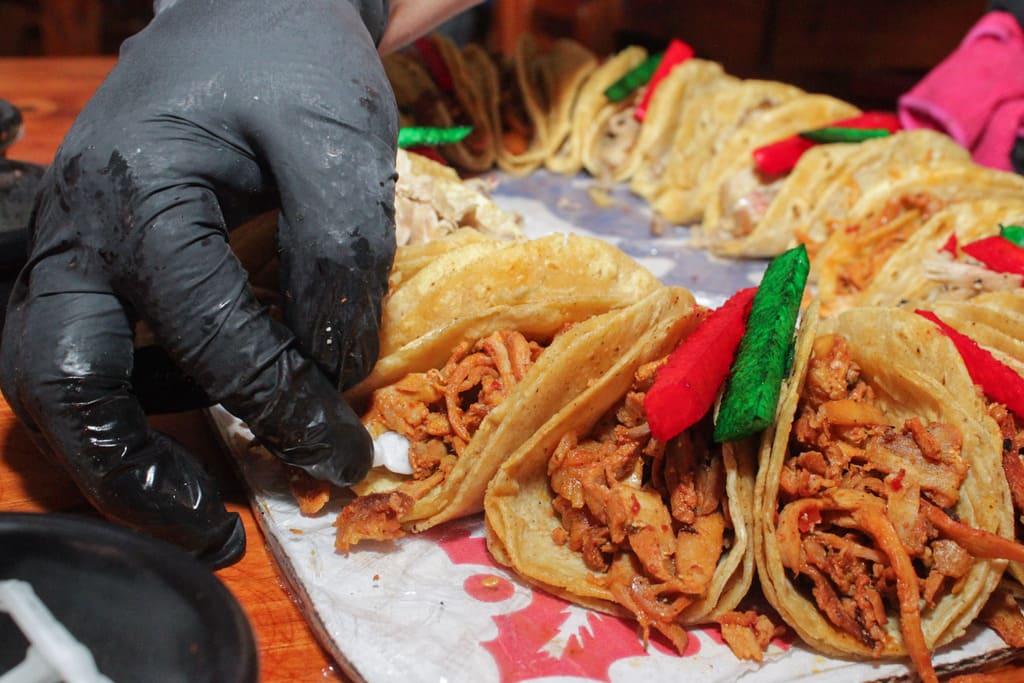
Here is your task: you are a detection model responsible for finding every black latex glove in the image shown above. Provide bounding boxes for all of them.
[991,1,1024,173]
[0,0,398,569]
[991,0,1024,28]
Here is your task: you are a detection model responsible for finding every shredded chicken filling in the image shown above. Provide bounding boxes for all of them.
[836,192,945,295]
[595,92,644,178]
[547,358,733,654]
[720,166,786,238]
[334,330,546,551]
[990,403,1024,533]
[776,333,1024,683]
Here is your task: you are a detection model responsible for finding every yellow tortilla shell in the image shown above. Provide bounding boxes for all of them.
[371,233,661,364]
[791,130,970,257]
[651,79,804,225]
[755,304,1010,660]
[695,94,860,252]
[545,47,647,176]
[704,141,863,257]
[583,58,731,184]
[384,35,496,172]
[485,287,756,624]
[815,161,1024,316]
[484,33,598,175]
[629,71,740,201]
[926,290,1024,586]
[352,285,698,534]
[857,198,1024,308]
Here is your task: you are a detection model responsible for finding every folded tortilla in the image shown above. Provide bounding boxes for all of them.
[475,33,597,176]
[384,34,496,172]
[649,80,805,225]
[330,236,666,549]
[856,198,1024,309]
[924,290,1024,591]
[694,94,861,253]
[784,130,970,259]
[581,57,732,184]
[546,46,647,176]
[814,161,1024,316]
[704,130,972,259]
[628,71,740,201]
[364,232,663,379]
[485,289,758,653]
[754,304,1011,677]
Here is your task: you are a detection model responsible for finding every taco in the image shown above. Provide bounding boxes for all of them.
[384,34,496,172]
[693,94,861,253]
[650,79,804,223]
[628,71,740,202]
[814,161,1024,316]
[474,33,597,176]
[783,130,970,259]
[485,290,758,654]
[580,57,731,184]
[393,148,524,247]
[857,199,1024,309]
[329,236,667,550]
[929,291,1024,590]
[368,232,663,376]
[545,46,647,176]
[703,130,972,259]
[754,304,1019,683]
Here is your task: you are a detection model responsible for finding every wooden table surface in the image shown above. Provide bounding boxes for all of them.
[0,57,347,683]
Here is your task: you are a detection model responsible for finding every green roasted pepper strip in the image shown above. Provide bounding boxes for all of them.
[397,125,472,149]
[713,245,810,443]
[603,51,664,102]
[798,127,892,144]
[999,223,1024,248]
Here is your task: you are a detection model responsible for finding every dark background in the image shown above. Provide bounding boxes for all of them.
[0,0,989,109]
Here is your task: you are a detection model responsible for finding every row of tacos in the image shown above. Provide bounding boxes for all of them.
[386,34,1024,297]
[255,218,1024,681]
[253,31,1024,681]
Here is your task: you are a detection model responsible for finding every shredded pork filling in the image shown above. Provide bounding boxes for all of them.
[334,330,546,551]
[836,192,945,296]
[990,403,1024,533]
[547,358,733,654]
[776,332,1024,682]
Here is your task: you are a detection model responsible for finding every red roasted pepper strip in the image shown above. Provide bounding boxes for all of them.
[634,39,694,122]
[405,146,448,165]
[645,287,757,441]
[414,37,454,93]
[960,235,1024,277]
[915,309,1024,419]
[752,136,816,176]
[752,111,902,175]
[938,232,959,257]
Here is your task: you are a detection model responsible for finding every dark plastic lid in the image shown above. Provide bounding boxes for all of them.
[0,512,258,683]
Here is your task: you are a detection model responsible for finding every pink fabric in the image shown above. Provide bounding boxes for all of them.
[898,11,1024,171]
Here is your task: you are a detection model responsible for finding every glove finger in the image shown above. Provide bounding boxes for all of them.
[122,185,372,487]
[131,344,213,414]
[246,21,398,389]
[0,287,244,568]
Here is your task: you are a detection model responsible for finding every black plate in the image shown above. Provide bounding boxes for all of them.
[0,512,258,683]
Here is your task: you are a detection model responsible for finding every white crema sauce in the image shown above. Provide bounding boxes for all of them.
[371,431,414,475]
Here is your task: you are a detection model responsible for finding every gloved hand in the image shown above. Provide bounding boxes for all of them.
[0,0,399,568]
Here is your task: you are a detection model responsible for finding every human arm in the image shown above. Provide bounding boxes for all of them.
[377,0,486,55]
